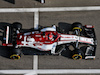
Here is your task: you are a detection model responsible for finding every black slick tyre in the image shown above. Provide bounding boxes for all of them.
[13,22,22,30]
[72,49,83,60]
[10,48,21,60]
[72,22,82,32]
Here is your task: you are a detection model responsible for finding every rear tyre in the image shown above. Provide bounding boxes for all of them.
[10,48,21,60]
[13,22,22,30]
[10,54,21,60]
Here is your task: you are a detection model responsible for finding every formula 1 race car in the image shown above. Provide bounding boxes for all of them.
[2,22,97,60]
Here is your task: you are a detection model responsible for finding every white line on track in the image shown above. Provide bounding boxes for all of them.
[0,69,100,74]
[34,11,39,29]
[33,55,38,70]
[0,6,100,12]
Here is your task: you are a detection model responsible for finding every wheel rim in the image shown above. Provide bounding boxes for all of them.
[10,54,20,60]
[72,54,82,60]
[73,27,82,32]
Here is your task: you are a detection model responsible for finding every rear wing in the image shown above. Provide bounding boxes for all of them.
[2,26,13,46]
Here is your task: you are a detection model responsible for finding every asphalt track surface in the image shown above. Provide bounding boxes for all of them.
[0,0,100,7]
[0,0,100,75]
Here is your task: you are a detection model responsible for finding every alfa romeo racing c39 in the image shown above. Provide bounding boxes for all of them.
[2,22,97,60]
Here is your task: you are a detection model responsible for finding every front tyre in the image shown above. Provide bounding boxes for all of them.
[72,22,83,35]
[72,54,82,60]
[72,49,83,60]
[72,22,82,31]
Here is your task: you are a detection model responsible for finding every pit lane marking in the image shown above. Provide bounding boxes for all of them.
[33,55,38,70]
[34,11,39,29]
[0,6,100,12]
[0,69,100,75]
